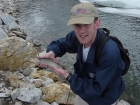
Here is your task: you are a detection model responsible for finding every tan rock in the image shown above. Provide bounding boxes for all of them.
[38,70,60,82]
[9,79,21,88]
[0,36,37,71]
[8,73,23,88]
[31,70,40,79]
[34,81,42,88]
[42,82,75,104]
[31,70,60,82]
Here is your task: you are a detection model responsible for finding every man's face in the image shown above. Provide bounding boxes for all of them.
[72,19,100,48]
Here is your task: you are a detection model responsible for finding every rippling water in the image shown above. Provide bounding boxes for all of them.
[17,0,140,104]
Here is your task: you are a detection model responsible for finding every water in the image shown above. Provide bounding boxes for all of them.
[17,0,78,47]
[80,0,140,18]
[16,0,140,104]
[79,0,140,9]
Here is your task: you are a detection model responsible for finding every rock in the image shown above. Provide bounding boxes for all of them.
[10,73,25,80]
[15,101,22,105]
[33,79,44,83]
[8,73,24,87]
[32,39,42,47]
[17,87,42,104]
[19,81,35,88]
[39,76,48,81]
[2,0,18,15]
[38,70,59,82]
[51,102,58,105]
[0,87,4,93]
[0,98,4,105]
[33,79,44,88]
[7,21,19,31]
[34,81,42,88]
[0,99,2,105]
[11,88,20,101]
[41,78,54,87]
[0,87,11,97]
[22,68,34,76]
[0,13,15,25]
[8,72,35,88]
[0,26,8,39]
[0,93,9,98]
[117,100,130,105]
[42,82,75,104]
[12,30,26,39]
[0,3,4,10]
[9,79,21,88]
[0,36,37,71]
[4,88,12,97]
[36,100,50,105]
[30,70,60,82]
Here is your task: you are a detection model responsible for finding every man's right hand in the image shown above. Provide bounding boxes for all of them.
[36,51,59,68]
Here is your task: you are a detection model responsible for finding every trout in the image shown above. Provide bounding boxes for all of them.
[35,58,63,69]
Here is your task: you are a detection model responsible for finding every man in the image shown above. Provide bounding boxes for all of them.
[37,2,125,105]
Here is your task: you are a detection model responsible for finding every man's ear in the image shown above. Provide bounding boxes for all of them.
[95,19,100,29]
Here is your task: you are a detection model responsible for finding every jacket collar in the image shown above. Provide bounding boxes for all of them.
[76,29,103,64]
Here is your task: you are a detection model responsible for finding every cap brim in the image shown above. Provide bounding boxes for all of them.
[67,17,95,25]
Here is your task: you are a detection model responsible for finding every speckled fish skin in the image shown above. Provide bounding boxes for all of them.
[37,58,63,69]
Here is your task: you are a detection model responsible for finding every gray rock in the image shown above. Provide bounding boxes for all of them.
[0,26,8,39]
[0,13,15,25]
[11,88,20,101]
[0,98,4,105]
[23,68,33,76]
[41,78,54,87]
[0,87,11,97]
[39,76,48,81]
[17,87,42,103]
[0,93,9,97]
[7,21,19,31]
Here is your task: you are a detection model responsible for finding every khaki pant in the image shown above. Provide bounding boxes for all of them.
[74,95,118,105]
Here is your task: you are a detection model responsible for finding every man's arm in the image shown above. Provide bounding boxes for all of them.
[47,31,79,57]
[37,31,79,73]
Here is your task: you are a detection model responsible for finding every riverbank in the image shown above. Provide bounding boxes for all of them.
[0,0,76,104]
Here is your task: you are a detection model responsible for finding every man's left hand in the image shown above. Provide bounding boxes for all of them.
[50,66,69,79]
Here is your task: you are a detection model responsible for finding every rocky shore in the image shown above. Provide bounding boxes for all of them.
[0,0,131,105]
[0,0,76,105]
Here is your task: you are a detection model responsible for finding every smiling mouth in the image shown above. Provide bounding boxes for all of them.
[80,35,87,38]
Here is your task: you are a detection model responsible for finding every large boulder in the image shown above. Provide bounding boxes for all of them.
[0,36,37,71]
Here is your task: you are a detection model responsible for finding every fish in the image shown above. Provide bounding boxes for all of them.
[35,58,63,69]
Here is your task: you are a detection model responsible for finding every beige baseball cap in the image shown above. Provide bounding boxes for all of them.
[67,3,98,25]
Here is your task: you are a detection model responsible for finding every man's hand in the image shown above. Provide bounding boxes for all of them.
[36,51,60,68]
[36,51,69,79]
[50,66,69,79]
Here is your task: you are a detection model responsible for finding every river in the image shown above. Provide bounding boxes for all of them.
[16,0,140,104]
